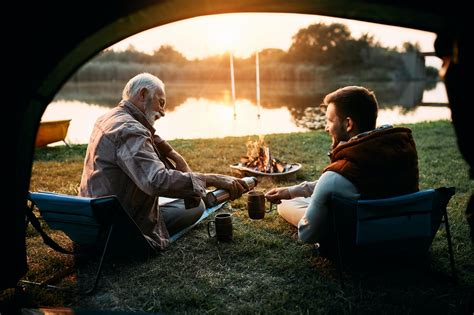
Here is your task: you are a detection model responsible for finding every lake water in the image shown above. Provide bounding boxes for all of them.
[42,80,450,144]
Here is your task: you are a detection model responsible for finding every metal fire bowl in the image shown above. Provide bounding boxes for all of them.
[230,162,301,181]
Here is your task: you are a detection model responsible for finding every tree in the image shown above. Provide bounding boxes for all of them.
[287,23,352,64]
[425,66,440,81]
[151,45,187,64]
[259,48,286,63]
[402,42,421,53]
[330,34,374,70]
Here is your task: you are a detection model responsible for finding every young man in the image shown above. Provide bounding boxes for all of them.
[265,86,419,244]
[79,73,249,250]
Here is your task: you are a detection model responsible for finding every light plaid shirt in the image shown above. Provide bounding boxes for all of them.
[79,100,206,250]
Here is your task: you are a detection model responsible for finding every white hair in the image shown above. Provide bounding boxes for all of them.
[122,72,165,100]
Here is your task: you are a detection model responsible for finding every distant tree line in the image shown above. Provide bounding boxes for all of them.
[72,22,439,83]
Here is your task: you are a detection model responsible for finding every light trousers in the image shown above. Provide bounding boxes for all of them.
[277,197,311,227]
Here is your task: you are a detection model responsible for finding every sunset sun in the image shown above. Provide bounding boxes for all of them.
[205,15,242,52]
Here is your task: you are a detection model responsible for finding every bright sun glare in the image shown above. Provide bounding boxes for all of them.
[206,15,242,52]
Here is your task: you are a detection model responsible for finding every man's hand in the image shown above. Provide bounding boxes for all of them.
[264,187,291,204]
[207,175,250,200]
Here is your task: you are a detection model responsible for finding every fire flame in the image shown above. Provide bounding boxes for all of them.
[243,135,286,173]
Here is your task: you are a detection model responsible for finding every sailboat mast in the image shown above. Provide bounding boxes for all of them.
[230,51,236,118]
[256,51,261,118]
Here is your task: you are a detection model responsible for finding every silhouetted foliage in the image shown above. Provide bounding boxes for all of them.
[72,22,436,83]
[425,66,440,81]
[259,48,286,63]
[402,42,421,53]
[286,23,352,64]
[151,45,187,65]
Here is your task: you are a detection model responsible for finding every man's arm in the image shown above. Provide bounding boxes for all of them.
[201,173,249,200]
[165,149,192,172]
[288,181,317,198]
[116,131,207,199]
[297,171,359,244]
[154,136,192,172]
[265,181,317,204]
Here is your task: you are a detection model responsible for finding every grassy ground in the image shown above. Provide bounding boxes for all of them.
[13,120,474,313]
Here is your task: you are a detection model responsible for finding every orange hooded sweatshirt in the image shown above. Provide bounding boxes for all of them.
[323,126,419,199]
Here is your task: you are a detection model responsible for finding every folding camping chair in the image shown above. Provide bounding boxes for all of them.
[328,187,456,284]
[26,191,226,294]
[26,192,155,294]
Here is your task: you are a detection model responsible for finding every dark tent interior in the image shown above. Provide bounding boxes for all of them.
[3,0,471,310]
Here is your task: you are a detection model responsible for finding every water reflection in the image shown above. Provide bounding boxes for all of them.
[57,80,447,111]
[43,81,450,144]
[155,98,305,140]
[377,106,450,125]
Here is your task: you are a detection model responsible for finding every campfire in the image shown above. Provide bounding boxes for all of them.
[242,136,285,173]
[230,135,301,178]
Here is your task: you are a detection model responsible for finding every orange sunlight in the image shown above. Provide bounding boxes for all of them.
[205,15,243,53]
[112,13,439,66]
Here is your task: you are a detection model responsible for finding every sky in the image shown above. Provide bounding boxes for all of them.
[111,13,441,68]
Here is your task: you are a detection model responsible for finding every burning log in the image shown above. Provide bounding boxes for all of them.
[263,147,272,173]
[242,136,290,174]
[274,159,285,173]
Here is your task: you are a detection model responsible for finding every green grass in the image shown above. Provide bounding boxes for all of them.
[19,120,474,313]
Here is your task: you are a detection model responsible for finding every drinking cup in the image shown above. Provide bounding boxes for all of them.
[247,191,269,219]
[207,213,233,242]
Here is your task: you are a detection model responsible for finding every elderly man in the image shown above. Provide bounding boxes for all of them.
[79,72,248,250]
[265,86,419,245]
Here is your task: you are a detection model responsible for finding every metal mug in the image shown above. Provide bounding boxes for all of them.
[247,191,275,220]
[207,213,233,242]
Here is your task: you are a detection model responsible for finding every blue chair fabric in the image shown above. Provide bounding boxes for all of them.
[328,187,456,280]
[27,191,226,294]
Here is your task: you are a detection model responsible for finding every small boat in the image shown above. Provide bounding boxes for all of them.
[35,119,71,147]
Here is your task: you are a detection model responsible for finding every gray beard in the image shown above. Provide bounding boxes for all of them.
[144,97,161,125]
[145,110,157,126]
